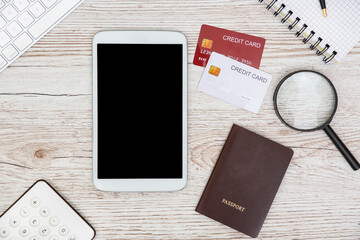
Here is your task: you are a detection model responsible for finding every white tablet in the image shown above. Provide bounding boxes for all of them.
[92,31,187,191]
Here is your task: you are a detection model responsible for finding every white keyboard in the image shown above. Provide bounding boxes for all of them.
[0,180,95,240]
[0,0,84,72]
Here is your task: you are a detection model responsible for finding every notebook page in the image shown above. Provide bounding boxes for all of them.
[263,0,360,63]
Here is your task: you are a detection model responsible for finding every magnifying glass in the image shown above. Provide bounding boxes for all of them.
[273,70,360,171]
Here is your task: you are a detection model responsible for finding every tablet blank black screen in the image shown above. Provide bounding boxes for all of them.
[97,44,183,179]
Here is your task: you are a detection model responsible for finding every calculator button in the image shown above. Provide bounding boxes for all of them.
[49,216,60,226]
[59,225,69,236]
[29,236,40,240]
[0,227,10,238]
[20,207,30,217]
[40,207,50,217]
[9,216,21,227]
[30,197,41,207]
[68,235,78,240]
[49,236,60,240]
[19,226,30,237]
[29,216,40,227]
[39,226,50,236]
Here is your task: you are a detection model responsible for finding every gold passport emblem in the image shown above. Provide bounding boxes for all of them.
[201,38,213,49]
[209,65,221,77]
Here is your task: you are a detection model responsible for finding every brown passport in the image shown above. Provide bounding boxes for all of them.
[196,124,294,238]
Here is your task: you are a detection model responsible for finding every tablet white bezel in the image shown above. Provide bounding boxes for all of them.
[92,31,187,191]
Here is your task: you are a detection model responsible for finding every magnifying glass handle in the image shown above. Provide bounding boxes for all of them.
[323,125,360,171]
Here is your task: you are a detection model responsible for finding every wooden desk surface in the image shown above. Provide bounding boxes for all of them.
[1,0,360,239]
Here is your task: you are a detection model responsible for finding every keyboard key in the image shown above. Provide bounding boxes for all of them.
[29,236,40,240]
[14,32,33,51]
[29,2,45,18]
[0,31,10,47]
[28,0,82,39]
[13,0,29,11]
[2,5,18,21]
[18,11,34,27]
[41,0,57,8]
[49,236,60,240]
[0,1,5,9]
[6,21,22,37]
[2,44,18,60]
[0,56,7,69]
[0,15,6,28]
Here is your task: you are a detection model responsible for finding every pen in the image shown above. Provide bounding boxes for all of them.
[319,0,327,18]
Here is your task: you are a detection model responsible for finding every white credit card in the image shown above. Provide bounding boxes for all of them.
[198,52,272,113]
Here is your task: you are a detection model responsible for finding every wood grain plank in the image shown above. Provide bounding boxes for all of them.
[0,0,360,239]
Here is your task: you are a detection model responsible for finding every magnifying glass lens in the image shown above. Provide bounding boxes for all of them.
[276,71,337,130]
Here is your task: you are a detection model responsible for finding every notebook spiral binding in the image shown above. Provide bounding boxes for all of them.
[259,0,337,63]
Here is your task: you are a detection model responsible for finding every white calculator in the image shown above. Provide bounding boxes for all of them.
[0,180,95,240]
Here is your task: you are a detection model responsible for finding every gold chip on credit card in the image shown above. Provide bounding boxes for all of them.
[201,38,213,49]
[209,65,221,76]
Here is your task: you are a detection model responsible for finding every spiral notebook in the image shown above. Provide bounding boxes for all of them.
[259,0,360,64]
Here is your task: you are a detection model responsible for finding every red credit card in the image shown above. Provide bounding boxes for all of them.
[193,24,266,69]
